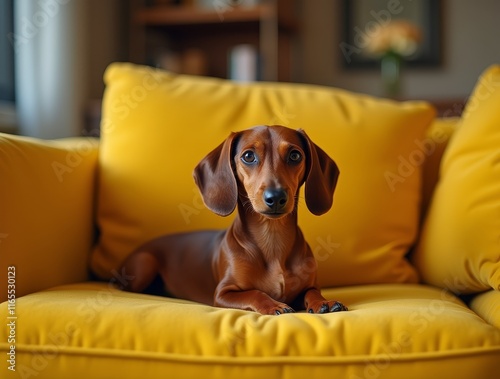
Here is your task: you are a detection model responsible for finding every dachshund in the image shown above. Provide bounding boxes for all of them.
[121,125,348,315]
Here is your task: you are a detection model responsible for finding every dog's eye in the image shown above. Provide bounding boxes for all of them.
[288,150,302,163]
[241,151,257,164]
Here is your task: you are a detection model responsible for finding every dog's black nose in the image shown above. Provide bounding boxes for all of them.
[263,188,288,211]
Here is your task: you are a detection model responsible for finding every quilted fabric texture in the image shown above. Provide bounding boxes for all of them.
[413,65,500,293]
[91,63,436,288]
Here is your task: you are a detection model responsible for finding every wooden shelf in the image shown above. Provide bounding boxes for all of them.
[129,0,297,82]
[134,5,274,26]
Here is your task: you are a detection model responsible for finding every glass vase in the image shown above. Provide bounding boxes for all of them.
[381,52,402,99]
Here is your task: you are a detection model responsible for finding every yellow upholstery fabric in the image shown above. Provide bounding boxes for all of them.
[470,290,500,329]
[413,65,500,293]
[419,118,460,220]
[0,134,98,301]
[91,63,436,288]
[1,66,499,378]
[1,283,499,379]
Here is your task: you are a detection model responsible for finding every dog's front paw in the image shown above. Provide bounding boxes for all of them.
[259,302,295,315]
[307,300,348,314]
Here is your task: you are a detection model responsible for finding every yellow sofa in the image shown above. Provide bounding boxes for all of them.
[1,63,499,379]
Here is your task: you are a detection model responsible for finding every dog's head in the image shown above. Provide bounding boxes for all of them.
[193,125,339,218]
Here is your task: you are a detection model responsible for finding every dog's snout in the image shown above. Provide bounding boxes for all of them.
[263,188,288,211]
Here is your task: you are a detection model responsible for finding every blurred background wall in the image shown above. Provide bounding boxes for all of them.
[300,0,500,99]
[2,0,500,137]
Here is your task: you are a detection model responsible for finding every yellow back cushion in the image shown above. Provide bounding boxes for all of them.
[91,63,435,288]
[413,65,500,293]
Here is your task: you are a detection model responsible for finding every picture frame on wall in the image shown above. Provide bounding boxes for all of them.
[341,0,442,69]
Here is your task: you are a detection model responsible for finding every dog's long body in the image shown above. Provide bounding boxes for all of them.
[122,125,347,315]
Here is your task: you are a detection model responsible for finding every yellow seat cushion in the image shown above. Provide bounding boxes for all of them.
[1,283,499,379]
[0,134,98,301]
[470,290,500,329]
[91,63,436,288]
[413,65,500,293]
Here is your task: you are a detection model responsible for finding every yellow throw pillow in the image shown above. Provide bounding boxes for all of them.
[0,134,98,301]
[413,65,500,293]
[419,118,460,221]
[91,63,435,288]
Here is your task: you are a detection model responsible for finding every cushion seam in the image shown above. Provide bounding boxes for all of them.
[2,344,499,365]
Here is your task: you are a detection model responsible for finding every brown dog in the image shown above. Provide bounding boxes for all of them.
[121,125,347,315]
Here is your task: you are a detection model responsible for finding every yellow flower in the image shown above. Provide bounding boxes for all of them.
[366,20,422,57]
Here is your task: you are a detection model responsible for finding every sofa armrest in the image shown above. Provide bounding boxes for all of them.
[0,134,99,301]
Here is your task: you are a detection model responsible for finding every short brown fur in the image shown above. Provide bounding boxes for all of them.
[121,125,347,315]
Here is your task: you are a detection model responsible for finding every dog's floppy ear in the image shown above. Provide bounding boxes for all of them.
[193,132,240,217]
[298,129,340,215]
